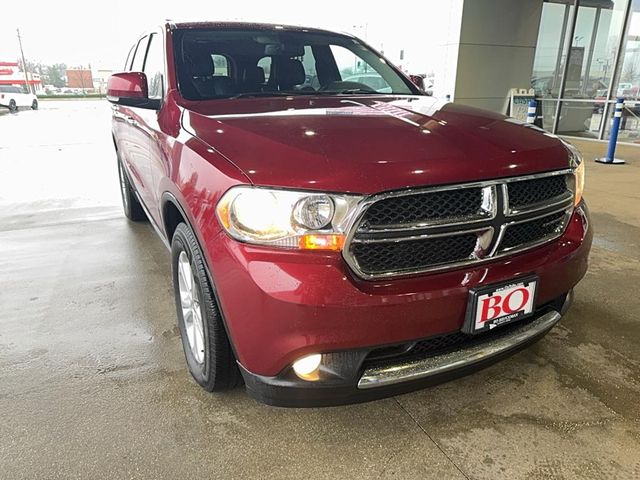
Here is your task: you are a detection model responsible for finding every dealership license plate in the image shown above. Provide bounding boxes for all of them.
[462,276,538,335]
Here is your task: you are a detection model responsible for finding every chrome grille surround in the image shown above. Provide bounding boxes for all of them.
[343,169,575,280]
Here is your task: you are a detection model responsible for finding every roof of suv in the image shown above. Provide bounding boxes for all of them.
[167,20,351,37]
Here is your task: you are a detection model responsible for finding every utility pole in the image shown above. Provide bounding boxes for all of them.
[17,29,32,94]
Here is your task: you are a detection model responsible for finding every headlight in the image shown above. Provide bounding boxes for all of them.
[573,161,585,206]
[293,195,334,230]
[216,186,362,251]
[562,139,585,206]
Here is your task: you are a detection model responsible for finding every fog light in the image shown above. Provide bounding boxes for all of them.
[292,354,322,381]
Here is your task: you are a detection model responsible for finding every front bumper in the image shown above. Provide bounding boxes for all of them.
[242,293,570,407]
[204,203,591,406]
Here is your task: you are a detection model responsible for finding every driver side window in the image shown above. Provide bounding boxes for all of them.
[329,45,390,92]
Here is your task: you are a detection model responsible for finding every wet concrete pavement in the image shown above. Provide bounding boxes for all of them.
[1,100,639,479]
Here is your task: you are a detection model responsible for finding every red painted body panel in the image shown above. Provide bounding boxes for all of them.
[208,205,591,375]
[183,97,570,194]
[107,72,148,98]
[110,22,592,389]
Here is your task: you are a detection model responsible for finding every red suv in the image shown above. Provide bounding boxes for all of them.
[108,22,591,407]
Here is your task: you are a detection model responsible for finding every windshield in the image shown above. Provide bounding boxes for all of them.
[173,28,419,100]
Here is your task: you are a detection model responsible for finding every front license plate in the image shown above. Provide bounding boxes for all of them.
[462,276,538,335]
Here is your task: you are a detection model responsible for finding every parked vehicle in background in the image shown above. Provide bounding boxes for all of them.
[108,21,591,407]
[617,82,632,97]
[0,85,38,112]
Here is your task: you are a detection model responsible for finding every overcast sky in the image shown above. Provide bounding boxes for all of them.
[1,1,444,72]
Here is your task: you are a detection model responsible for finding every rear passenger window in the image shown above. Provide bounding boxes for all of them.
[257,57,271,81]
[299,46,319,89]
[212,54,230,76]
[131,36,149,72]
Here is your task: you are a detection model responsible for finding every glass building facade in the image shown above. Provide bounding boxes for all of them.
[532,0,640,143]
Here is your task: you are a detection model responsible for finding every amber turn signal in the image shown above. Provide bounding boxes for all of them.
[298,234,345,251]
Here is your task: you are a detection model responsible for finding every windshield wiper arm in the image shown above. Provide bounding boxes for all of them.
[334,89,380,95]
[227,91,310,100]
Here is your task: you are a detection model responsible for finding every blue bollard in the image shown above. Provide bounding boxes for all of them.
[596,97,626,165]
[527,99,537,124]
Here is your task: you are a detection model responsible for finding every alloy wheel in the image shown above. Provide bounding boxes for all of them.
[177,251,205,364]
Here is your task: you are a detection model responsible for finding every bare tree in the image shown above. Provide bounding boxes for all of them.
[621,52,640,84]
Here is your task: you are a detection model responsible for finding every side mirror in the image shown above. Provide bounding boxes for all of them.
[107,72,160,109]
[409,74,425,91]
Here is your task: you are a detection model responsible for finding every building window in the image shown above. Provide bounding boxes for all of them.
[608,0,640,142]
[532,0,636,142]
[532,1,575,99]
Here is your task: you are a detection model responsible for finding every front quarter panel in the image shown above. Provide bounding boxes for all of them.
[158,130,251,245]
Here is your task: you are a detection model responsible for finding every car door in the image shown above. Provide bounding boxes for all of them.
[133,30,168,227]
[111,43,136,154]
[115,34,157,216]
[113,37,146,181]
[15,87,30,107]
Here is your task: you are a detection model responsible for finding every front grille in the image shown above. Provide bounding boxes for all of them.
[352,234,478,275]
[360,188,484,229]
[344,171,574,279]
[500,210,567,251]
[508,175,569,209]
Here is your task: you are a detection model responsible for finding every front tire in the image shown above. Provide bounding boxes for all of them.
[117,152,146,221]
[171,223,241,391]
[31,99,38,110]
[8,100,17,112]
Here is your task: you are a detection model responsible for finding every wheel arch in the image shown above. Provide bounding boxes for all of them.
[161,192,189,243]
[161,190,241,362]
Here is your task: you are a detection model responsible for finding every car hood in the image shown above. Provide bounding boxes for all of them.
[182,96,570,194]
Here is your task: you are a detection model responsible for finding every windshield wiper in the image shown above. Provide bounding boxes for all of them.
[227,89,381,100]
[227,91,313,100]
[333,89,381,95]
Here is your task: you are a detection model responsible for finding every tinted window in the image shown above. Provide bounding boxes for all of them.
[144,33,165,99]
[212,54,230,76]
[257,57,271,81]
[131,35,149,72]
[173,29,417,100]
[331,45,391,92]
[300,46,320,89]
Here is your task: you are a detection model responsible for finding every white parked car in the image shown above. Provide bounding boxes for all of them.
[0,85,38,112]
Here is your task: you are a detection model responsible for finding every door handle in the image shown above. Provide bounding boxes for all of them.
[126,116,137,126]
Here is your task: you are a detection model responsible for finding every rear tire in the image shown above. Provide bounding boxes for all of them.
[8,100,17,112]
[31,100,38,110]
[117,152,146,221]
[171,223,241,391]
